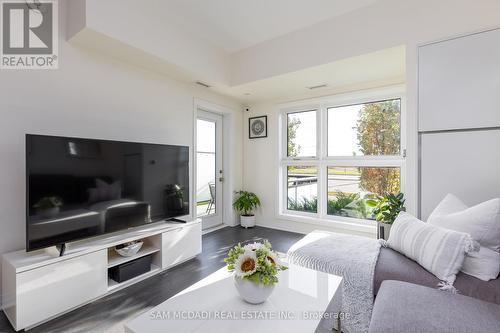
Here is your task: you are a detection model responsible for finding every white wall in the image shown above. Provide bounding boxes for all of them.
[0,0,242,302]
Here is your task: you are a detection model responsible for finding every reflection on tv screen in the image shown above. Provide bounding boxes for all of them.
[26,134,190,251]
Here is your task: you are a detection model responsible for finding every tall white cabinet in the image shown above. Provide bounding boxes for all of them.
[418,28,500,218]
[2,220,202,331]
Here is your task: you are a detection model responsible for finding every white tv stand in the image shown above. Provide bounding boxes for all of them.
[1,219,202,331]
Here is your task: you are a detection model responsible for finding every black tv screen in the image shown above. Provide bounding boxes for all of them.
[26,134,190,252]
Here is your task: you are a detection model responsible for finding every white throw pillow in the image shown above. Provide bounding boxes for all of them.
[427,194,500,250]
[427,194,500,281]
[461,247,500,281]
[387,212,478,284]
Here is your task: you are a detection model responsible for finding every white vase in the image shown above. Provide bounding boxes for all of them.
[234,276,275,304]
[240,215,256,228]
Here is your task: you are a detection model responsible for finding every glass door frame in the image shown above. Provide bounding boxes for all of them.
[196,109,223,229]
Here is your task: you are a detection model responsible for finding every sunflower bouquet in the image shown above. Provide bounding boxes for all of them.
[224,240,288,286]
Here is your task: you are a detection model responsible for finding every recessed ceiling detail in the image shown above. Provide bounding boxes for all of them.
[214,46,406,102]
[68,1,403,103]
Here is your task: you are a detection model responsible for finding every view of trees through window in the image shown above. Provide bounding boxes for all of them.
[287,110,316,157]
[327,167,400,219]
[285,99,402,220]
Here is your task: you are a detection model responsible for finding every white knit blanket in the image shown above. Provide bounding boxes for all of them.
[287,231,382,333]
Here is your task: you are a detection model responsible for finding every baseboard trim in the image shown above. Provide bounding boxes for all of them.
[255,222,308,235]
[202,224,227,235]
[256,220,375,238]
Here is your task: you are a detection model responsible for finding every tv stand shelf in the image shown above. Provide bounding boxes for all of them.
[108,264,161,292]
[107,235,161,269]
[108,245,160,268]
[2,219,202,331]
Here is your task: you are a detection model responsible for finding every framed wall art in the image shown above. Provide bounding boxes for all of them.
[248,116,267,139]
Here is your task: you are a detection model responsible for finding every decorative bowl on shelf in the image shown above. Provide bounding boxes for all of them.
[115,241,143,257]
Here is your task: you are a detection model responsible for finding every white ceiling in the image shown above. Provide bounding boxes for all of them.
[214,46,405,102]
[81,1,402,103]
[164,0,377,52]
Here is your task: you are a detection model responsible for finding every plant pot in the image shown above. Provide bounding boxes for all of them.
[234,276,275,304]
[240,215,256,228]
[36,207,60,219]
[377,221,392,240]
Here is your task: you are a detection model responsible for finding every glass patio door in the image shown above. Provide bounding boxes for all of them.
[196,110,223,229]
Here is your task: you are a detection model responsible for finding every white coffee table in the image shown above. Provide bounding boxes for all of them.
[125,262,343,333]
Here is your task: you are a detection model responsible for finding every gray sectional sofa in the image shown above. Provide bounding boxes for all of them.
[369,247,500,332]
[370,280,500,332]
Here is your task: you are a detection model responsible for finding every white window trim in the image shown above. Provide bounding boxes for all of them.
[281,108,321,161]
[277,85,406,229]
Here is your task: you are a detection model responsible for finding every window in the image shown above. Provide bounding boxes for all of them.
[287,166,318,213]
[327,166,400,219]
[287,110,317,158]
[280,92,404,224]
[327,100,400,157]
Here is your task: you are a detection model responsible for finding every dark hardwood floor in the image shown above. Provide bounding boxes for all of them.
[0,226,303,333]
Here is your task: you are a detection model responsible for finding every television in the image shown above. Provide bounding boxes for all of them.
[26,134,190,252]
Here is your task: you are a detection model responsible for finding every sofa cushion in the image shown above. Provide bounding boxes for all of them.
[386,212,477,284]
[374,247,500,305]
[428,194,500,281]
[369,280,500,333]
[428,194,500,251]
[461,246,500,281]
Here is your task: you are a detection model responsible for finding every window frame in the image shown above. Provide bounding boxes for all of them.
[278,86,406,228]
[282,106,321,161]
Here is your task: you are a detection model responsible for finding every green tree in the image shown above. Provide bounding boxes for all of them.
[287,118,301,157]
[356,100,401,195]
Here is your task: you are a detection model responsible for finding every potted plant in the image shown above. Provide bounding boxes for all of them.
[367,192,406,240]
[33,196,63,218]
[224,240,287,304]
[233,191,261,228]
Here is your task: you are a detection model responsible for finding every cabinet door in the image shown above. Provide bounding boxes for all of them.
[17,250,107,329]
[419,28,500,131]
[420,130,500,219]
[162,224,202,269]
